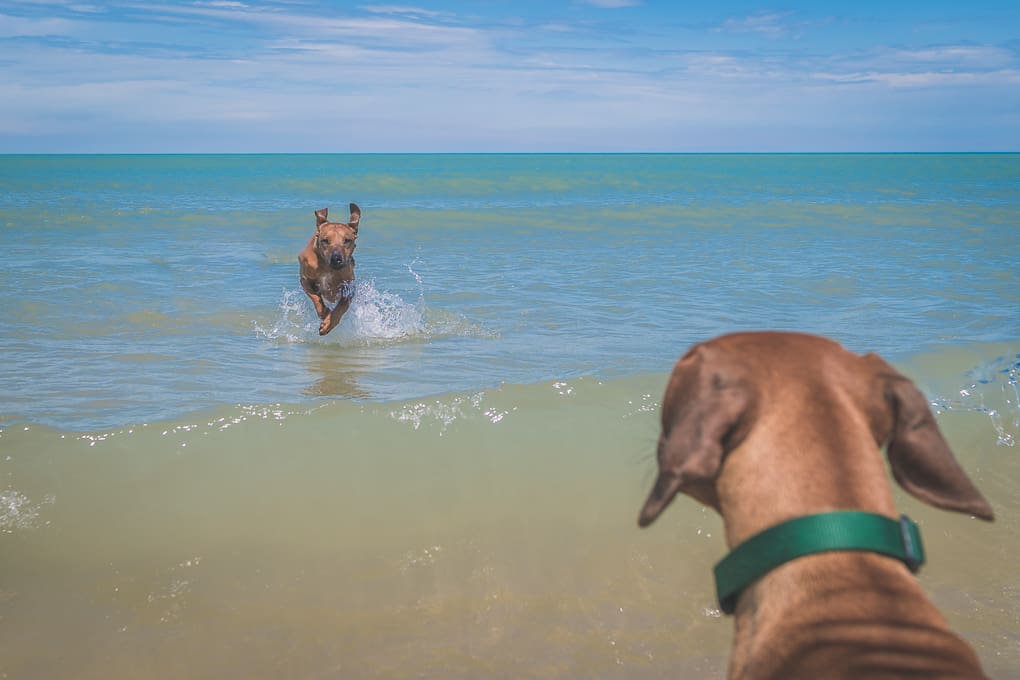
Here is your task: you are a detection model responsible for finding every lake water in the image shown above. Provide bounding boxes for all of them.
[1,153,1018,678]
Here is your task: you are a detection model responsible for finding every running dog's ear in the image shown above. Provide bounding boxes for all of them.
[315,208,329,227]
[348,203,361,234]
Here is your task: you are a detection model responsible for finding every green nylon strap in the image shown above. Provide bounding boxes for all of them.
[713,511,925,615]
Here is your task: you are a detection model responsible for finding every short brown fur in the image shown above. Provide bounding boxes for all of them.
[639,331,994,680]
[298,203,361,336]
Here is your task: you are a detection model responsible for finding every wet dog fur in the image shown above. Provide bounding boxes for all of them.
[298,203,361,336]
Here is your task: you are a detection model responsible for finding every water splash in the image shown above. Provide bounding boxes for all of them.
[931,353,1020,447]
[255,276,425,345]
[390,391,514,434]
[253,288,314,342]
[391,393,485,434]
[343,278,425,343]
[399,544,444,573]
[255,261,491,347]
[406,258,425,298]
[0,488,56,533]
[144,556,203,625]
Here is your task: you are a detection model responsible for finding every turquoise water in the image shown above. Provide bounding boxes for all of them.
[1,154,1017,428]
[1,154,1019,678]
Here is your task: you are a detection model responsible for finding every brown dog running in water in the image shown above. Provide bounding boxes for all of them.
[639,331,994,679]
[298,203,360,336]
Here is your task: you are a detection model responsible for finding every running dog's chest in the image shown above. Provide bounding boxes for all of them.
[316,269,355,304]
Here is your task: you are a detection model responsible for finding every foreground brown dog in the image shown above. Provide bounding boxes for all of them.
[298,203,360,336]
[639,331,994,679]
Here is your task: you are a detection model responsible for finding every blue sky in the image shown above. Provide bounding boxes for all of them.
[1,1,1018,152]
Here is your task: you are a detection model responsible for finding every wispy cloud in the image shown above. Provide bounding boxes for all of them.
[360,6,448,20]
[891,45,1015,69]
[197,1,250,9]
[0,2,1017,151]
[0,13,77,37]
[717,11,794,38]
[578,0,641,8]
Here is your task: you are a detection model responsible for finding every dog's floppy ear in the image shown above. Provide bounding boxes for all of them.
[880,365,994,520]
[348,203,361,234]
[315,208,329,228]
[639,346,752,526]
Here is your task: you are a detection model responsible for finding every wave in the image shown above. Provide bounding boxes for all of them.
[1,369,1016,677]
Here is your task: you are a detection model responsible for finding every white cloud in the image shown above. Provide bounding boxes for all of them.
[578,0,641,8]
[0,2,1017,151]
[0,13,76,37]
[717,12,793,38]
[890,45,1015,69]
[820,68,1020,88]
[538,23,579,34]
[360,6,446,19]
[130,3,487,52]
[195,1,249,9]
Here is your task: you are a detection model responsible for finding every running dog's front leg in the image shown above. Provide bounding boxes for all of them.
[300,276,330,322]
[320,296,351,336]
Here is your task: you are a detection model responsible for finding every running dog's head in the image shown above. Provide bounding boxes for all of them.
[314,203,361,270]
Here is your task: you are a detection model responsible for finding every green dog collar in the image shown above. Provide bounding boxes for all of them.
[713,511,925,615]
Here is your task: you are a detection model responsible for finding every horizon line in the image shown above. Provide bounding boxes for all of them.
[2,150,1018,157]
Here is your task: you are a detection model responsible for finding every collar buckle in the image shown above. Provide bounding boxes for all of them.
[899,514,924,572]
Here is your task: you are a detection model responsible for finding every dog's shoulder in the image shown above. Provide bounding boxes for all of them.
[298,235,319,268]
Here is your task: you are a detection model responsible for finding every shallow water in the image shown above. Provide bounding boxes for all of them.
[2,369,1018,679]
[1,154,1019,678]
[1,154,1017,429]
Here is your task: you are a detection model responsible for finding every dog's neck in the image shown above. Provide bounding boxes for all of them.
[724,549,979,680]
[714,511,925,615]
[716,423,981,679]
[716,419,899,548]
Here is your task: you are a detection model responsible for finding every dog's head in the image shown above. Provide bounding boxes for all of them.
[314,203,361,270]
[638,332,994,527]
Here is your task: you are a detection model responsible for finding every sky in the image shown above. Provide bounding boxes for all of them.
[1,1,1018,153]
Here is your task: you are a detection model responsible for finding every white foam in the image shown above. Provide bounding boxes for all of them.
[390,393,485,434]
[255,262,492,347]
[255,274,425,346]
[0,488,55,533]
[339,278,425,344]
[930,353,1020,447]
[253,287,315,343]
